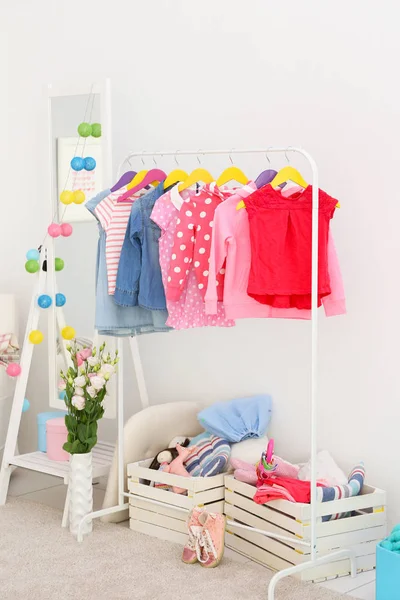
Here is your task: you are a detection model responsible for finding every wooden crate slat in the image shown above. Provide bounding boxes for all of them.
[128,480,192,510]
[225,489,304,537]
[128,463,197,491]
[226,532,293,572]
[129,496,188,521]
[192,474,225,492]
[298,553,376,582]
[315,524,386,553]
[227,519,305,565]
[317,511,386,538]
[225,504,304,551]
[190,486,224,506]
[130,519,187,545]
[129,506,187,534]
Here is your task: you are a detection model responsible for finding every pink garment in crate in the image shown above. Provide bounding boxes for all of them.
[46,417,69,461]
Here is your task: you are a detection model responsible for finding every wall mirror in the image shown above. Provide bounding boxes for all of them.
[47,81,115,416]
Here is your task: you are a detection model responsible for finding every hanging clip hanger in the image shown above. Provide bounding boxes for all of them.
[178,151,214,192]
[117,155,167,203]
[216,150,249,187]
[164,151,189,189]
[270,148,308,189]
[111,170,137,193]
[255,149,278,189]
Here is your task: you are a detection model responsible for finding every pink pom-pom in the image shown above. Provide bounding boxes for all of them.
[60,223,73,237]
[48,223,61,238]
[6,362,21,377]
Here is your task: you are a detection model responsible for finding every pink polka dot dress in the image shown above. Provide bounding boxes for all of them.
[151,185,235,329]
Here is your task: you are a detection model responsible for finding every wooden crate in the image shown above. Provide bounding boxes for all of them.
[128,459,225,544]
[224,475,386,582]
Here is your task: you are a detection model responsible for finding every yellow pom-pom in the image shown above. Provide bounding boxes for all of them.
[61,326,76,340]
[29,330,44,344]
[60,190,74,205]
[73,190,85,205]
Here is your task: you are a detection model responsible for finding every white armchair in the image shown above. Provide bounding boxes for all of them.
[101,400,207,523]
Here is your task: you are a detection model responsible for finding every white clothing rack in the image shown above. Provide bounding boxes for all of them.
[76,147,355,599]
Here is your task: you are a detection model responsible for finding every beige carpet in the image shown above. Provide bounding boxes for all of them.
[0,499,356,600]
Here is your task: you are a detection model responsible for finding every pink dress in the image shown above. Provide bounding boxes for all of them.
[151,185,235,329]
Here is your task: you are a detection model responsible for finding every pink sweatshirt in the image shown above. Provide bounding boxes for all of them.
[205,186,346,320]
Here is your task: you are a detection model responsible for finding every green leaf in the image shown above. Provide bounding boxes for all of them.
[65,414,77,433]
[63,442,72,453]
[71,439,81,452]
[67,433,75,443]
[77,423,87,443]
[86,436,97,451]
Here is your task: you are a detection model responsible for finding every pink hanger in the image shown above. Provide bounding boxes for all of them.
[117,169,167,203]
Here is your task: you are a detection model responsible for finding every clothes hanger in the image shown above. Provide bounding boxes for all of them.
[216,152,249,187]
[255,150,277,189]
[163,153,189,189]
[164,169,189,189]
[236,151,277,210]
[178,153,214,192]
[117,168,167,203]
[110,170,137,193]
[178,168,214,192]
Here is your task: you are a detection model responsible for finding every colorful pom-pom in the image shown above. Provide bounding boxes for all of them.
[71,157,85,171]
[26,249,40,261]
[55,257,64,271]
[60,190,74,205]
[6,363,21,377]
[61,326,75,340]
[38,294,52,309]
[84,156,96,171]
[48,223,61,238]
[77,122,92,137]
[91,123,101,138]
[73,190,85,205]
[22,398,30,413]
[59,390,66,401]
[29,330,44,344]
[25,259,39,273]
[60,223,73,237]
[56,293,66,307]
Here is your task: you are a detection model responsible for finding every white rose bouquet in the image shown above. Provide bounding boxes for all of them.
[58,342,118,454]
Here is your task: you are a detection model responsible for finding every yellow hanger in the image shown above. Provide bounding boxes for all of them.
[270,166,308,189]
[178,168,214,192]
[127,169,160,189]
[164,169,189,189]
[216,166,249,187]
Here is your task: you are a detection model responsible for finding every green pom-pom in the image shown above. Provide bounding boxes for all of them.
[25,259,39,273]
[77,122,92,137]
[91,123,101,138]
[55,257,64,272]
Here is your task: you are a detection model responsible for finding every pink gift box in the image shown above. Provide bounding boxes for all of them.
[46,417,69,461]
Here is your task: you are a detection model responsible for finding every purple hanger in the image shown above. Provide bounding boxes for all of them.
[111,171,137,193]
[110,171,153,193]
[255,169,278,189]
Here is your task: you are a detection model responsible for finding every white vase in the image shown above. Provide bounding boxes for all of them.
[69,452,93,537]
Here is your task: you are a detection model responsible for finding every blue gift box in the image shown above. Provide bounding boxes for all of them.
[376,543,400,600]
[37,411,67,452]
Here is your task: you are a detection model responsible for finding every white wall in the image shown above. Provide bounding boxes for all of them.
[2,1,400,526]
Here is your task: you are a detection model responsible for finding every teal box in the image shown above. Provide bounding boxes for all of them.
[376,543,400,600]
[37,411,67,452]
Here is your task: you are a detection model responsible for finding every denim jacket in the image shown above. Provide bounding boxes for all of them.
[86,189,170,335]
[114,183,167,310]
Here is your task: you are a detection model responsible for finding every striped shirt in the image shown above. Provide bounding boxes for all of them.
[94,187,141,295]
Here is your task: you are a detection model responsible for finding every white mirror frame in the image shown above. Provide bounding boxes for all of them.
[46,80,115,416]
